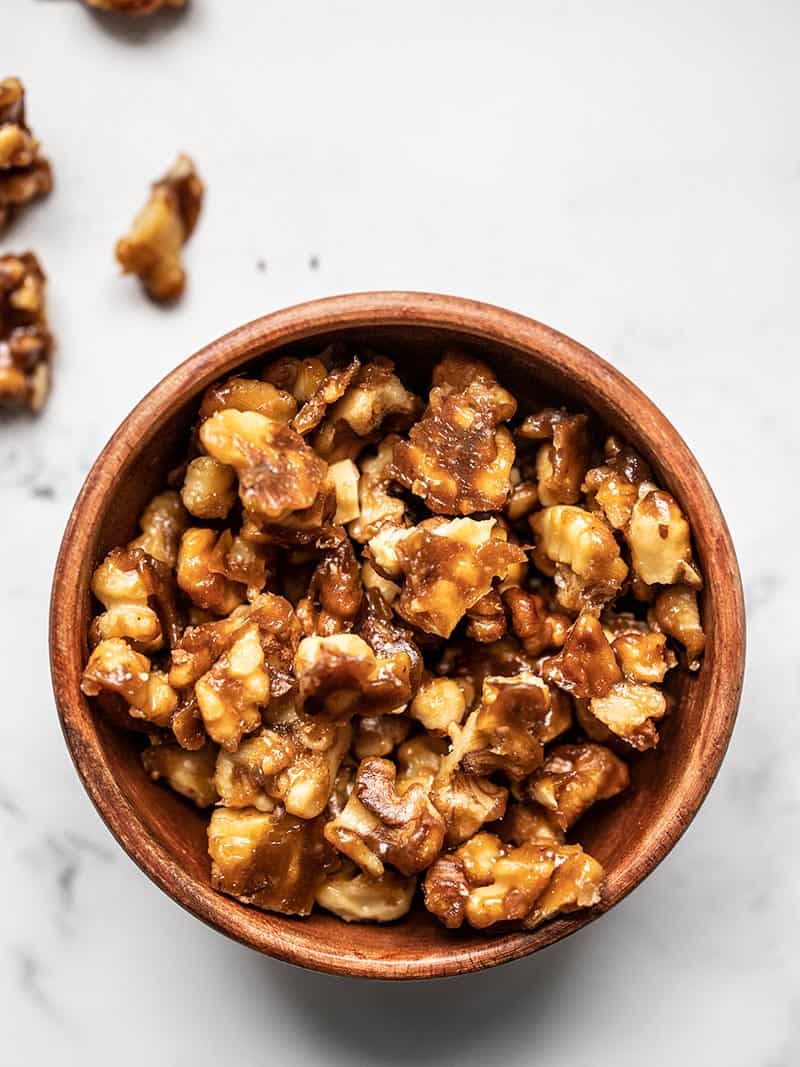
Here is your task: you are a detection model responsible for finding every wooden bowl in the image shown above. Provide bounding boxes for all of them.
[49,292,745,979]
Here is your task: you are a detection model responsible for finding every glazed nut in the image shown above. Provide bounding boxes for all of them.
[324,757,446,877]
[626,484,702,589]
[194,625,270,750]
[611,629,676,684]
[649,584,706,669]
[409,676,468,735]
[430,745,508,847]
[352,713,411,760]
[302,530,362,636]
[0,252,53,413]
[348,435,406,543]
[395,734,448,794]
[177,528,246,615]
[316,862,416,923]
[208,807,334,916]
[540,612,622,698]
[392,350,517,514]
[495,802,565,847]
[141,741,218,808]
[128,490,189,569]
[292,356,361,435]
[199,409,327,522]
[465,589,508,643]
[523,743,629,830]
[517,408,591,506]
[295,633,410,721]
[0,79,52,232]
[588,680,668,751]
[200,375,297,423]
[90,546,166,652]
[180,457,236,520]
[530,505,628,611]
[116,153,202,302]
[503,587,570,657]
[81,638,177,727]
[328,459,361,525]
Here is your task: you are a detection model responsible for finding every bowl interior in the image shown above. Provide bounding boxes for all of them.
[57,312,741,978]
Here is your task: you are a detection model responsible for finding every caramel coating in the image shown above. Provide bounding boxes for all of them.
[517,408,591,506]
[626,485,702,589]
[200,376,297,423]
[649,584,706,669]
[540,612,622,698]
[129,490,189,568]
[194,625,270,750]
[503,587,570,657]
[0,252,53,413]
[91,545,179,652]
[348,435,407,543]
[392,351,516,514]
[316,862,416,923]
[588,680,668,751]
[116,154,202,302]
[81,638,177,727]
[293,356,361,435]
[177,528,247,616]
[0,79,52,232]
[142,742,218,808]
[523,743,629,830]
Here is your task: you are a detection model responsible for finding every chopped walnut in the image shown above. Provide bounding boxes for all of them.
[503,587,570,657]
[611,629,676,684]
[395,734,448,793]
[517,408,591,506]
[588,680,667,751]
[540,612,622,698]
[505,477,539,522]
[626,484,702,589]
[200,375,297,423]
[324,757,445,877]
[353,713,411,760]
[316,862,416,923]
[423,832,603,930]
[360,560,400,604]
[215,713,351,818]
[90,545,179,652]
[200,409,327,523]
[177,528,246,616]
[328,459,361,525]
[523,743,629,829]
[649,584,706,669]
[465,589,507,643]
[431,742,508,847]
[0,80,52,232]
[292,356,361,435]
[208,807,334,915]
[194,625,269,750]
[392,351,516,514]
[81,638,177,727]
[85,0,186,13]
[409,676,468,735]
[116,154,202,302]
[263,355,328,403]
[297,529,362,636]
[530,505,628,612]
[129,490,189,568]
[348,436,407,543]
[369,517,526,638]
[582,436,652,530]
[142,741,218,807]
[495,802,564,846]
[0,252,53,413]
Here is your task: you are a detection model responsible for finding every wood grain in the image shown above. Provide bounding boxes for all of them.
[49,292,746,979]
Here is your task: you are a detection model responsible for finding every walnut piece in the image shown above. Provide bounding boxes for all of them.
[540,612,622,698]
[129,490,189,568]
[0,79,52,232]
[431,740,508,847]
[142,741,218,807]
[626,484,702,589]
[503,587,570,657]
[208,807,334,916]
[495,802,564,846]
[81,638,177,727]
[392,351,516,514]
[409,676,468,735]
[90,545,178,652]
[316,862,416,923]
[324,757,445,877]
[200,375,297,423]
[115,154,202,302]
[194,625,269,750]
[531,505,628,612]
[0,252,53,413]
[517,408,591,506]
[352,713,411,760]
[297,529,362,636]
[611,629,676,684]
[348,435,407,543]
[649,584,706,669]
[176,528,247,616]
[292,356,361,435]
[523,743,629,829]
[588,680,667,751]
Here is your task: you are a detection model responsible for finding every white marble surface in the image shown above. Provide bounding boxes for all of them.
[2,1,798,1063]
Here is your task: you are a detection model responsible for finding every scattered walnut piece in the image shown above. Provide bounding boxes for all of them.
[369,517,526,638]
[522,743,629,830]
[325,757,446,877]
[517,408,591,506]
[0,252,53,413]
[626,484,702,589]
[0,79,52,232]
[142,741,218,807]
[199,376,297,423]
[316,862,416,923]
[208,807,334,916]
[540,612,622,698]
[531,505,628,613]
[588,680,667,751]
[423,832,603,930]
[392,351,516,514]
[503,587,570,657]
[649,584,706,669]
[194,625,269,750]
[81,638,177,727]
[115,153,202,302]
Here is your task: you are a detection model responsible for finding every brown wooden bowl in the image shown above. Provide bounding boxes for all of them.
[49,291,745,979]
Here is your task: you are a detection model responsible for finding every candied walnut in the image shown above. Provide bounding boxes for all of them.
[314,356,421,462]
[522,743,629,830]
[503,587,570,657]
[263,355,328,403]
[353,713,411,760]
[328,459,361,524]
[348,436,407,543]
[141,741,218,808]
[626,484,702,589]
[129,490,189,568]
[431,740,508,847]
[465,589,507,643]
[215,713,351,818]
[517,408,591,506]
[81,638,177,727]
[357,586,423,688]
[360,560,400,604]
[90,545,180,652]
[199,409,327,522]
[85,0,186,13]
[369,517,526,639]
[392,351,516,514]
[292,356,360,435]
[423,832,603,930]
[170,692,206,750]
[0,252,53,413]
[540,612,622,698]
[194,625,269,750]
[451,672,552,781]
[530,505,628,612]
[298,530,362,636]
[169,591,300,696]
[409,676,468,735]
[208,807,334,916]
[177,528,246,615]
[0,80,52,232]
[495,802,564,846]
[582,436,652,530]
[316,862,416,923]
[395,734,448,793]
[649,584,706,669]
[612,629,676,684]
[325,757,445,878]
[199,376,296,423]
[588,680,667,751]
[115,153,202,303]
[505,476,539,523]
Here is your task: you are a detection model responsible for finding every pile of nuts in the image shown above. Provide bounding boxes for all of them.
[81,347,705,930]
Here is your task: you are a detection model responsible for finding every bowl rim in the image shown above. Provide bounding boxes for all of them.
[49,290,745,979]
